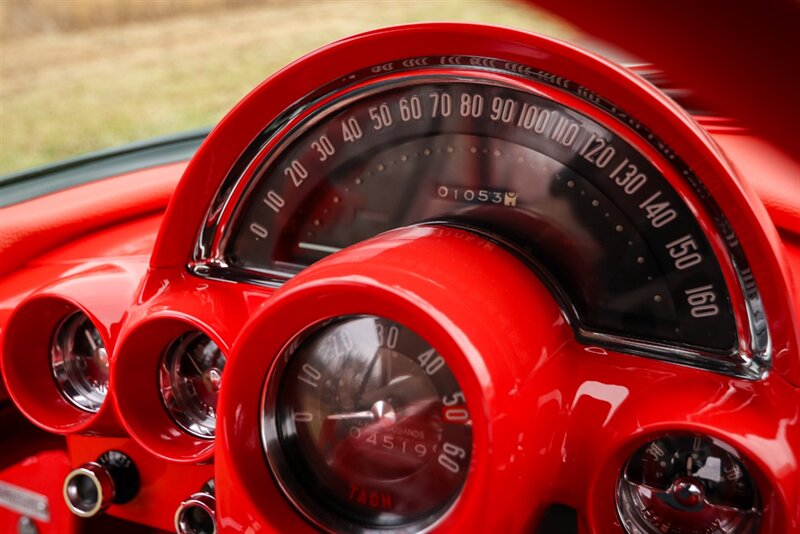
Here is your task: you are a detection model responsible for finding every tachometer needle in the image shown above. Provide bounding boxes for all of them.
[84,329,98,351]
[298,242,342,254]
[326,410,374,421]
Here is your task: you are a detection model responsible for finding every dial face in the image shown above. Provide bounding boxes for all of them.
[50,312,109,413]
[226,76,738,355]
[617,434,760,534]
[263,316,472,530]
[159,332,226,439]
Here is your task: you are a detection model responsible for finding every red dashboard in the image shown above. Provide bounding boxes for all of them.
[1,13,799,534]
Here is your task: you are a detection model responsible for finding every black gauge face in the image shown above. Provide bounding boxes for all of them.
[159,332,226,439]
[617,434,760,534]
[50,312,109,413]
[227,77,737,353]
[263,316,472,530]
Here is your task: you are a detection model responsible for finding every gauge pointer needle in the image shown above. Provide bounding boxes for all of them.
[355,347,382,404]
[326,411,375,421]
[186,351,205,376]
[382,348,391,388]
[298,242,342,255]
[84,329,98,351]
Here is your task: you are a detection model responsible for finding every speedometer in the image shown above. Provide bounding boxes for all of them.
[191,27,770,378]
[172,24,792,534]
[227,76,735,352]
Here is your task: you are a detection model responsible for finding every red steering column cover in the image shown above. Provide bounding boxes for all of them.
[218,226,799,532]
[218,226,575,532]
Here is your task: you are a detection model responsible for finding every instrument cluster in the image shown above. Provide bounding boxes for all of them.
[2,23,798,534]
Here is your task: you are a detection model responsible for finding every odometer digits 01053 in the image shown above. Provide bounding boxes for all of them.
[262,316,472,531]
[223,74,740,362]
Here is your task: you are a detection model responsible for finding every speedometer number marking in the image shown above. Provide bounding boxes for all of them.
[263,190,285,213]
[341,117,363,142]
[639,191,678,228]
[666,235,703,270]
[609,159,648,194]
[579,133,616,168]
[285,160,308,187]
[490,96,517,123]
[311,135,335,161]
[429,91,452,117]
[231,77,738,353]
[398,96,422,121]
[685,285,720,318]
[459,92,484,118]
[249,222,269,239]
[368,104,393,130]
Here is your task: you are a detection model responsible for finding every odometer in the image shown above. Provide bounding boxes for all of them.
[225,75,738,354]
[262,316,472,531]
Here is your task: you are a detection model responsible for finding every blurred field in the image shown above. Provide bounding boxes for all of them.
[0,1,577,174]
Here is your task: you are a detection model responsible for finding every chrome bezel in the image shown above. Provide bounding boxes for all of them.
[189,59,770,379]
[50,311,109,413]
[615,433,761,534]
[159,331,225,440]
[260,315,469,534]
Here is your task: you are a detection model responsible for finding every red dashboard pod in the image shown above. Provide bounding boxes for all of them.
[1,262,145,435]
[112,314,221,463]
[216,225,576,532]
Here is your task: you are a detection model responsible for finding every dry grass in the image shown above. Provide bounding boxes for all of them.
[1,0,263,39]
[0,1,577,174]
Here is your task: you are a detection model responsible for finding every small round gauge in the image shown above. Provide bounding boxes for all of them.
[159,332,226,439]
[50,311,109,413]
[617,434,760,534]
[262,316,472,531]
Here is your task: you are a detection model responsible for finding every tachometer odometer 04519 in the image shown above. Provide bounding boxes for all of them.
[222,73,737,356]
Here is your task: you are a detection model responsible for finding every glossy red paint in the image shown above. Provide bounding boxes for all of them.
[219,226,799,532]
[218,226,575,532]
[66,436,214,531]
[528,0,800,160]
[112,276,270,464]
[0,450,77,534]
[0,162,185,279]
[2,261,147,435]
[153,23,799,386]
[0,17,797,534]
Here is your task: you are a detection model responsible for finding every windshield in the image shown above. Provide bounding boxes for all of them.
[0,0,576,175]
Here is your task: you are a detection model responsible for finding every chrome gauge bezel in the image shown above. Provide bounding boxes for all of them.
[189,58,769,380]
[616,433,761,534]
[50,311,109,413]
[260,316,471,534]
[159,331,226,439]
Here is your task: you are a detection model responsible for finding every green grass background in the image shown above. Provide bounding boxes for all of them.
[0,1,576,174]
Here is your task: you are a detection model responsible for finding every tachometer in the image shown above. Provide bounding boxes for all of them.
[262,316,471,531]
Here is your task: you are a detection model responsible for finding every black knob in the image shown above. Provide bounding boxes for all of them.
[63,450,139,518]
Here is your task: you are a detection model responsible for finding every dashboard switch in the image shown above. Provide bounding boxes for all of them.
[174,480,217,534]
[62,450,139,518]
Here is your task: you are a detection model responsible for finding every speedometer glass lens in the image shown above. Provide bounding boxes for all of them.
[225,75,738,355]
[263,316,472,530]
